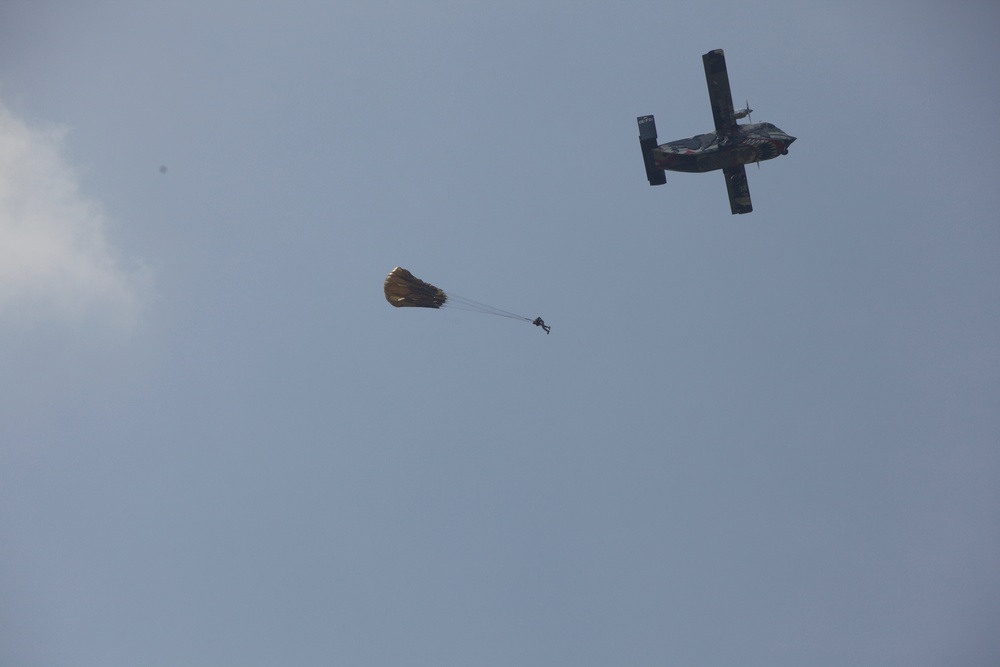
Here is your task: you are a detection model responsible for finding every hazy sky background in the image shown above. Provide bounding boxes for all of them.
[2,2,999,665]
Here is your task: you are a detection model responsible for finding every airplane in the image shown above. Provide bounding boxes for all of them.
[637,49,796,214]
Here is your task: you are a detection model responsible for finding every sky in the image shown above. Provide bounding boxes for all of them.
[1,1,999,665]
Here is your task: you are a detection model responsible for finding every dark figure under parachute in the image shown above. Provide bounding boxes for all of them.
[384,267,549,334]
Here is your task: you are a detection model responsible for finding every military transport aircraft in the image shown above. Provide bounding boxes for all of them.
[637,49,796,214]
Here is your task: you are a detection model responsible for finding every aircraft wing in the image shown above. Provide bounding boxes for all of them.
[703,49,737,136]
[723,166,753,214]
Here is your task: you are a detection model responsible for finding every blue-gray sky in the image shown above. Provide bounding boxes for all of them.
[2,2,999,665]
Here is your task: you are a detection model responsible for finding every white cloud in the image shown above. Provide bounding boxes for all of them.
[0,100,148,330]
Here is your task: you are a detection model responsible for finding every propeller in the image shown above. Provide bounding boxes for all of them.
[735,100,753,122]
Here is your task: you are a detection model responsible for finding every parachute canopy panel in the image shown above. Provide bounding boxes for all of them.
[384,267,448,309]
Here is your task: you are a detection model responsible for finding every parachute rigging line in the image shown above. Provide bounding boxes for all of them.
[438,292,532,322]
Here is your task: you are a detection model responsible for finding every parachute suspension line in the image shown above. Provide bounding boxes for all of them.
[442,292,533,322]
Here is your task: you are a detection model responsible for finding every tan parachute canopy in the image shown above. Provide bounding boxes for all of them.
[384,267,448,309]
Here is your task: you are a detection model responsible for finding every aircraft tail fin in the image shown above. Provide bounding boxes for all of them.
[637,115,667,186]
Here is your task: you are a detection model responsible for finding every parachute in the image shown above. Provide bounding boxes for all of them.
[384,267,447,309]
[384,267,547,331]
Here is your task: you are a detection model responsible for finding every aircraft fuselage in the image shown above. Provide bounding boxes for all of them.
[653,122,796,173]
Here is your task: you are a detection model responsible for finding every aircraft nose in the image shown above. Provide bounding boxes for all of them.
[780,134,795,155]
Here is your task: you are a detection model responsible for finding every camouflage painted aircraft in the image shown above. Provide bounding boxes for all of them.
[637,49,796,214]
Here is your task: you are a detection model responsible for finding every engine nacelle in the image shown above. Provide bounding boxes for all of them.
[637,115,667,186]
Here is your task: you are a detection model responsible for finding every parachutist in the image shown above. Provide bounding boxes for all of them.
[384,267,540,330]
[532,317,550,334]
